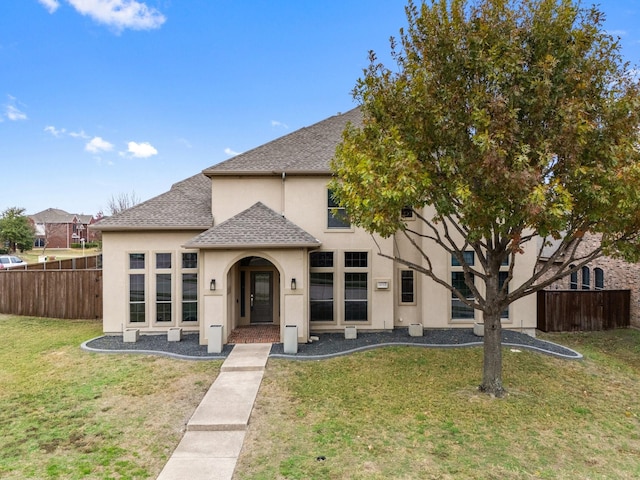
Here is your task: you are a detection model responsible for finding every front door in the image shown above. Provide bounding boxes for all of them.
[250,271,273,323]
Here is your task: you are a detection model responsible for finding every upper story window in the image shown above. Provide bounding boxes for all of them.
[327,189,350,229]
[401,206,415,220]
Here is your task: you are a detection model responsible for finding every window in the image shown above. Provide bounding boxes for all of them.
[451,251,475,266]
[581,266,590,290]
[570,266,578,290]
[401,207,414,220]
[310,252,334,322]
[129,253,145,269]
[310,272,334,321]
[595,268,604,290]
[400,270,415,304]
[156,274,172,322]
[182,273,198,322]
[451,272,475,319]
[328,189,350,229]
[451,252,475,319]
[182,252,197,269]
[156,253,172,269]
[129,274,145,323]
[344,251,368,321]
[180,252,198,323]
[345,251,367,268]
[310,251,334,268]
[345,273,368,321]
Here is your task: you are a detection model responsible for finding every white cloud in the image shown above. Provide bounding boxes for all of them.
[86,136,114,153]
[69,129,89,139]
[38,0,61,14]
[66,0,166,32]
[4,96,27,121]
[224,147,241,156]
[127,141,158,158]
[44,125,66,137]
[271,120,289,129]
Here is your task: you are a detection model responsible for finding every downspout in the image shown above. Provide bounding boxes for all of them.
[281,171,286,217]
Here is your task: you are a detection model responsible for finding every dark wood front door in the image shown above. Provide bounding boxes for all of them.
[250,271,273,323]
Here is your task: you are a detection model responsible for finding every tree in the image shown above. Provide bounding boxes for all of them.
[106,191,141,215]
[0,207,35,253]
[331,0,640,397]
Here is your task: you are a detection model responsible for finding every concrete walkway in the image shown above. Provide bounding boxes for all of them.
[156,343,271,480]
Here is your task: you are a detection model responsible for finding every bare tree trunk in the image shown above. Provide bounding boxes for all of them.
[480,310,505,397]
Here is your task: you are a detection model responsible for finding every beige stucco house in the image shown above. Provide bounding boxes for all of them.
[93,108,537,347]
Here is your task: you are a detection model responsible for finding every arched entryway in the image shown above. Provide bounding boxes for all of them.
[228,255,281,343]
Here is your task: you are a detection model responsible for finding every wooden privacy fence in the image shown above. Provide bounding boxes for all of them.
[8,254,102,271]
[0,270,102,319]
[537,290,630,332]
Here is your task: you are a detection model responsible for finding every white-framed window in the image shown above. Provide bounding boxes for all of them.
[327,188,350,229]
[595,267,604,290]
[181,252,198,323]
[581,266,591,290]
[155,253,173,324]
[128,253,146,324]
[128,251,199,327]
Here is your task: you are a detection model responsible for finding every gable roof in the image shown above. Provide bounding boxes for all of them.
[202,107,361,176]
[184,202,320,249]
[30,208,93,224]
[93,173,212,231]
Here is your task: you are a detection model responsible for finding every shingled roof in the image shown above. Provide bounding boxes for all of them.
[93,173,212,231]
[30,208,93,224]
[92,108,361,232]
[203,107,361,176]
[184,202,320,249]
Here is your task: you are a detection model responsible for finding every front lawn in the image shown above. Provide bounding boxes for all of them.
[235,329,640,479]
[0,315,220,479]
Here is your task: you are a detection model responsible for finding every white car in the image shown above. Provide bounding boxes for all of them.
[0,255,27,269]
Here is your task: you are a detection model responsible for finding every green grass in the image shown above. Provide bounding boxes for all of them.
[235,329,640,479]
[17,248,102,264]
[0,315,220,480]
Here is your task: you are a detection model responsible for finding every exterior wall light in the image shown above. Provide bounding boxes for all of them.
[210,279,216,291]
[291,278,296,290]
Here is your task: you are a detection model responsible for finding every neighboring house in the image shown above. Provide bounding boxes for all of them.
[29,208,98,249]
[537,233,640,328]
[92,108,537,345]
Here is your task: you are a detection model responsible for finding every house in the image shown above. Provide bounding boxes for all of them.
[29,208,98,249]
[538,232,640,328]
[92,108,537,345]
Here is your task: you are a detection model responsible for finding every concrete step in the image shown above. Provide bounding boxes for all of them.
[221,343,271,372]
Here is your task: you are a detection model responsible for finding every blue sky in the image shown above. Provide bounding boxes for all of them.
[1,1,639,217]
